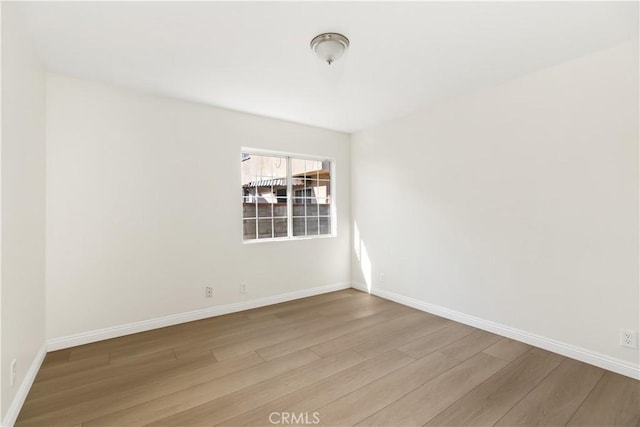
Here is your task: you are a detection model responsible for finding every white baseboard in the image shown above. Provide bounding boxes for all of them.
[352,283,640,380]
[47,282,351,351]
[1,343,47,427]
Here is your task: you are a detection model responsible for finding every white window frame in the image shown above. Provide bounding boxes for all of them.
[241,148,337,243]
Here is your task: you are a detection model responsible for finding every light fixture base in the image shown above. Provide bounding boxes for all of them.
[310,33,350,65]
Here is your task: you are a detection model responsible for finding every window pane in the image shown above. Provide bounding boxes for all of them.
[257,156,287,180]
[242,185,256,199]
[274,218,288,238]
[319,160,331,181]
[275,187,287,204]
[273,203,287,217]
[256,184,276,206]
[243,204,256,219]
[257,219,273,239]
[314,180,331,200]
[306,159,322,181]
[318,204,331,216]
[306,217,319,235]
[242,167,257,220]
[306,202,318,216]
[292,177,306,198]
[293,217,306,236]
[292,200,305,217]
[243,219,256,240]
[257,199,273,218]
[319,217,331,235]
[291,158,306,177]
[241,153,258,189]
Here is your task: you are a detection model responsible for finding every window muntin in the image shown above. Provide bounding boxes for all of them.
[241,152,333,241]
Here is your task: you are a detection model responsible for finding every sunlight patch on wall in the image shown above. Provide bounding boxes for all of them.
[354,221,372,293]
[354,221,361,261]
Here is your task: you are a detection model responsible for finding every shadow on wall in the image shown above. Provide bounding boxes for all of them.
[354,222,372,293]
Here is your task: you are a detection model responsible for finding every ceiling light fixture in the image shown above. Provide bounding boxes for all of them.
[310,33,350,65]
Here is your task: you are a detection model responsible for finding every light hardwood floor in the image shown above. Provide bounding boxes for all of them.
[16,290,640,426]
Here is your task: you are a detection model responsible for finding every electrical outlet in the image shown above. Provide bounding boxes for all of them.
[619,329,637,348]
[10,359,17,387]
[205,287,213,298]
[240,282,247,294]
[379,273,386,283]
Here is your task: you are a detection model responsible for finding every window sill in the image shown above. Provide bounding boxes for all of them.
[242,234,336,245]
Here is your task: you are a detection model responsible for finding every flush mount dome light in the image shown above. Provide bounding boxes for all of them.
[310,33,350,65]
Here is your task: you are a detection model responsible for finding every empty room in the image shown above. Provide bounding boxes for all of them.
[1,1,639,426]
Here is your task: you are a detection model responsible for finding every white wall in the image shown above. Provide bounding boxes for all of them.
[45,73,351,341]
[351,41,639,369]
[1,2,47,422]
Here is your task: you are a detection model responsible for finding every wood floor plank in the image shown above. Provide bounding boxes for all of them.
[496,358,604,426]
[82,350,320,426]
[397,322,476,359]
[34,353,110,382]
[99,313,286,362]
[331,298,411,321]
[245,290,357,319]
[356,352,508,426]
[172,344,216,361]
[211,314,351,361]
[148,350,366,426]
[352,315,450,359]
[219,349,415,427]
[27,346,215,400]
[438,328,503,361]
[109,347,177,366]
[316,351,461,426]
[91,311,292,365]
[254,307,410,361]
[39,349,71,367]
[567,371,640,427]
[425,348,564,426]
[272,294,389,322]
[308,311,431,358]
[66,311,251,361]
[309,296,394,318]
[482,337,532,362]
[175,314,317,356]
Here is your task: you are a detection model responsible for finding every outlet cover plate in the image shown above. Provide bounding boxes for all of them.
[620,329,638,348]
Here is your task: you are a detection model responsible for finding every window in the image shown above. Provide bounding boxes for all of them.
[241,151,334,241]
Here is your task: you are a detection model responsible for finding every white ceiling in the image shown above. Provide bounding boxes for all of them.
[19,1,639,133]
